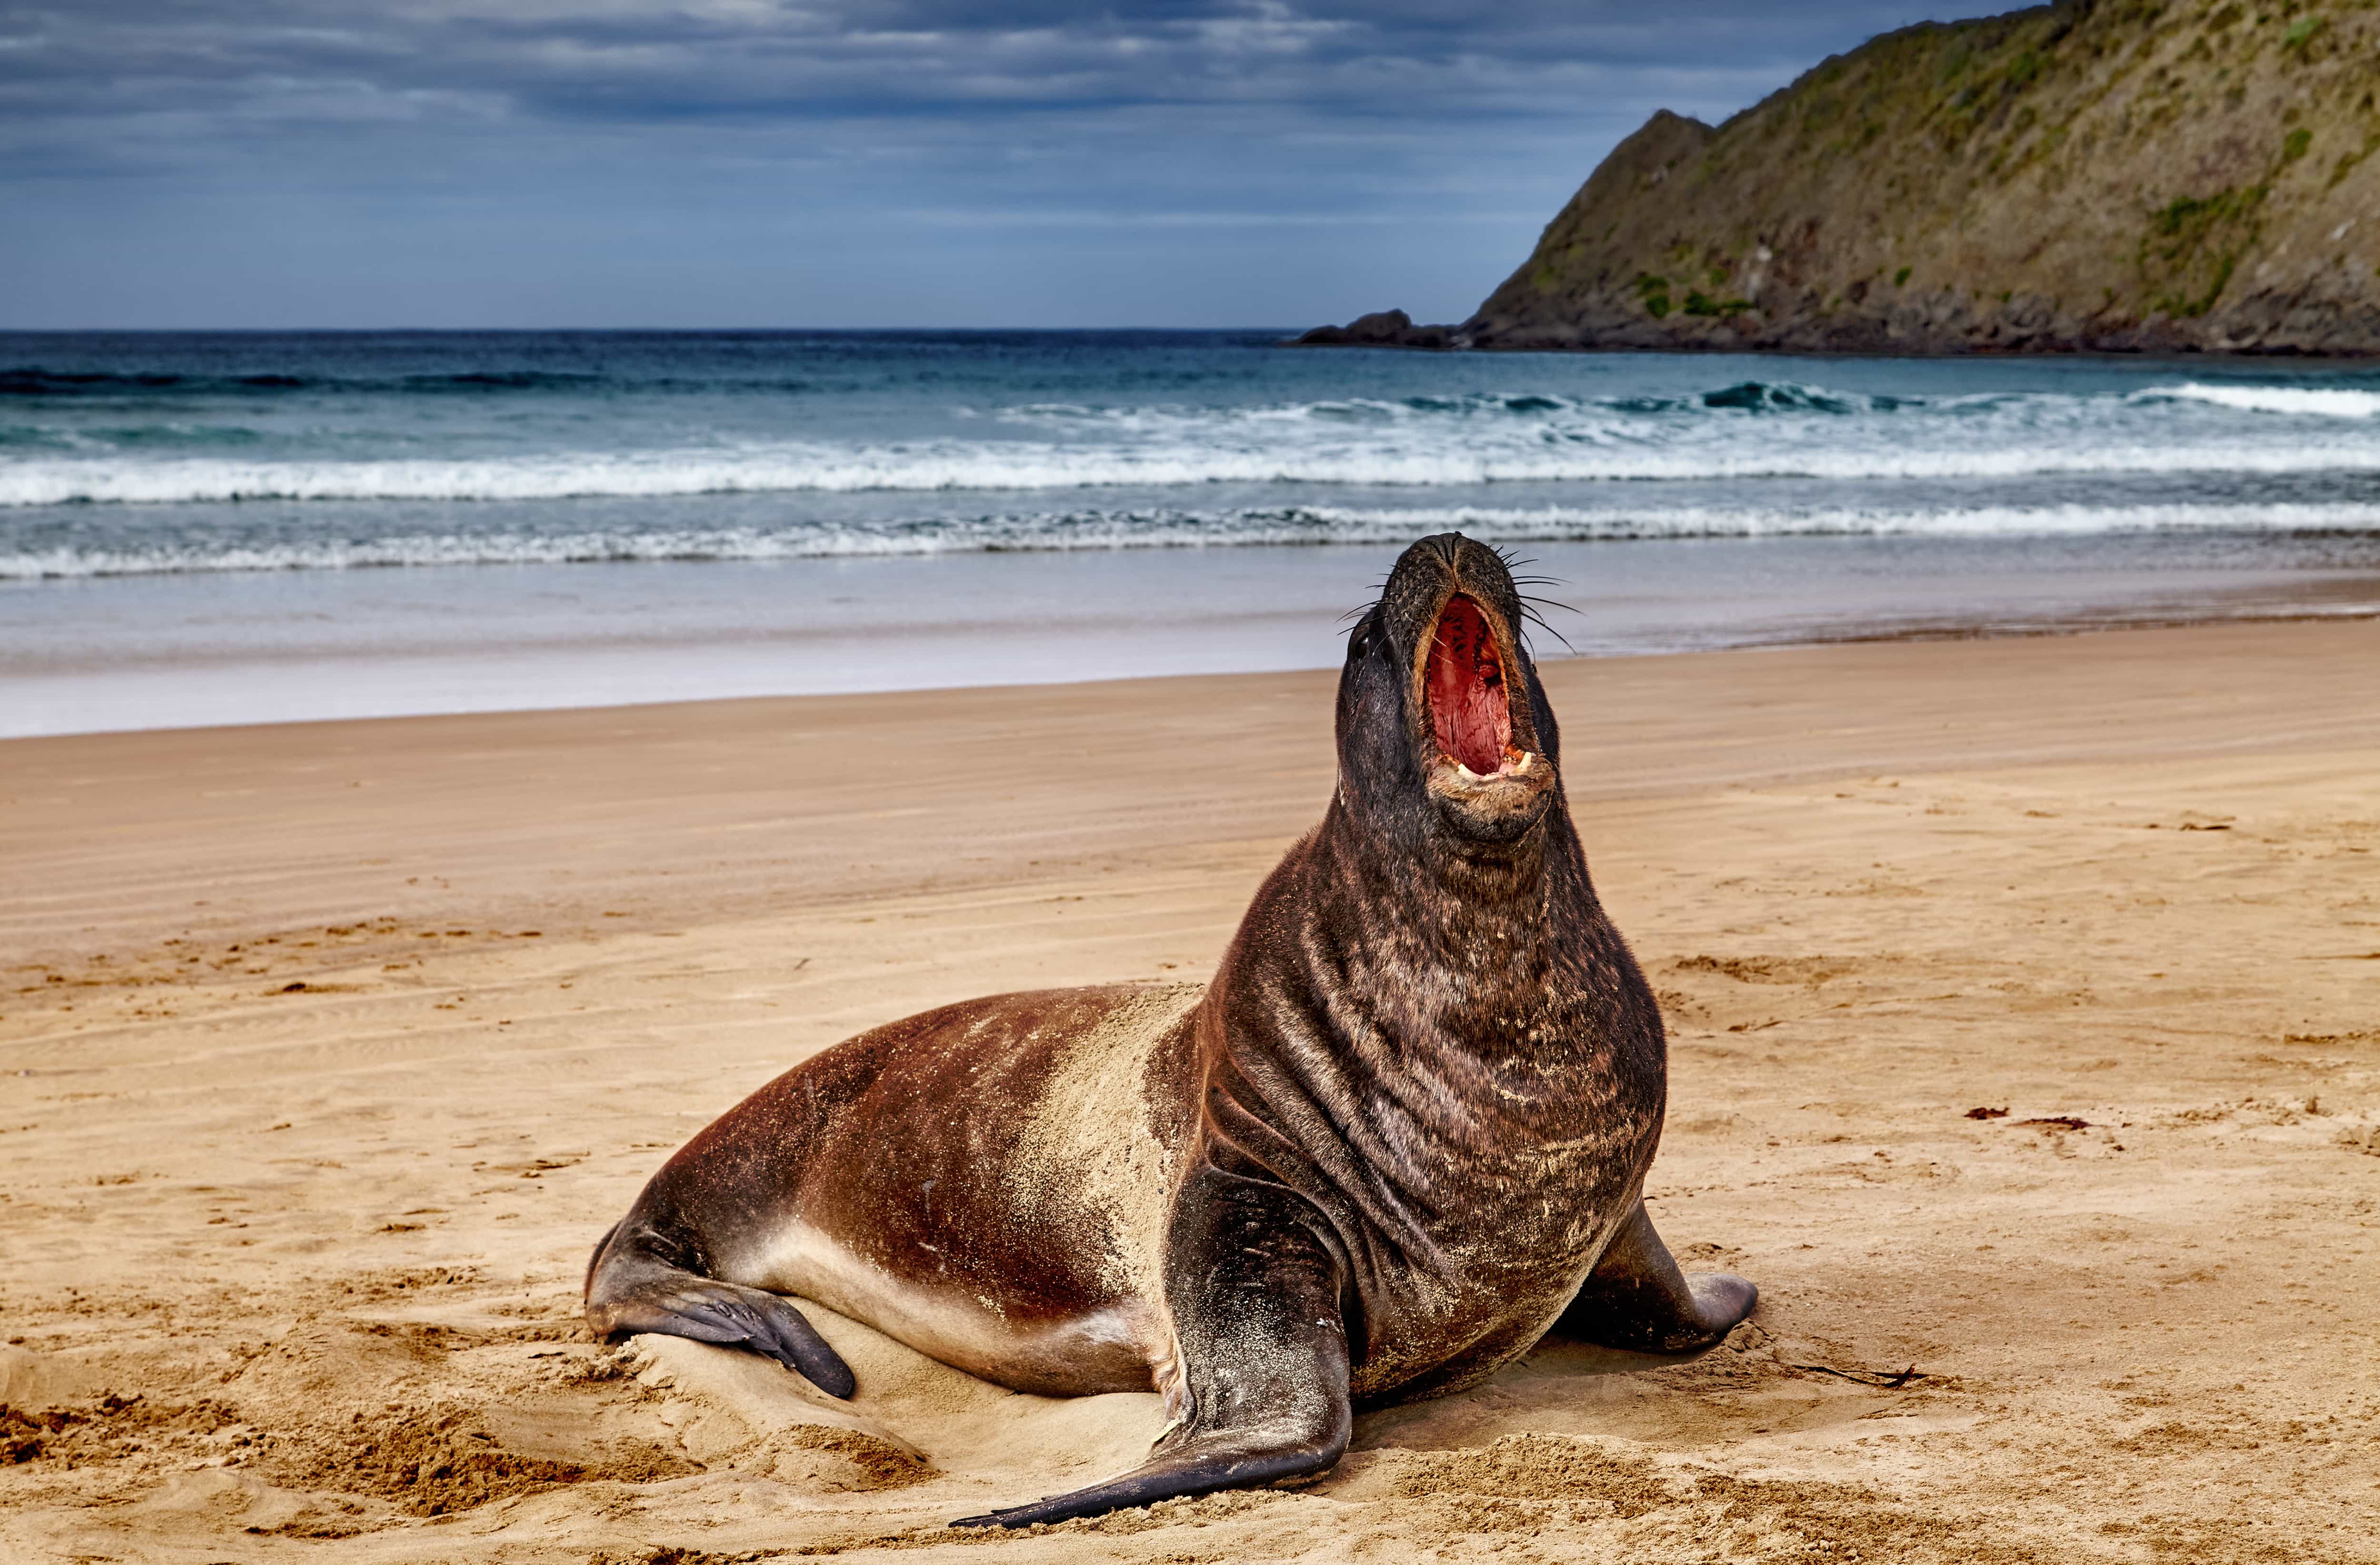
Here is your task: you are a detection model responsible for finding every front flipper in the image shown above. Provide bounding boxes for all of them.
[952,1166,1350,1529]
[1556,1200,1756,1357]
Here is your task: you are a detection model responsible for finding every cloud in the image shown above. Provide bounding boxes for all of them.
[2,2,1991,157]
[0,2,2017,325]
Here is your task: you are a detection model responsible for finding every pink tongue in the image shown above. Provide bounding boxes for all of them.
[1427,596,1510,773]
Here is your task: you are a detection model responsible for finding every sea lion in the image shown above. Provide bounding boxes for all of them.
[584,532,1757,1525]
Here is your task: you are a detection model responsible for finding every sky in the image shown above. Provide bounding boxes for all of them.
[2,1,2015,329]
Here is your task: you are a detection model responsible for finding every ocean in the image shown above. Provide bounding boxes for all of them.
[5,329,2378,737]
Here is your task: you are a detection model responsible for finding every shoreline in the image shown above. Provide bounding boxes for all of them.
[9,537,2378,740]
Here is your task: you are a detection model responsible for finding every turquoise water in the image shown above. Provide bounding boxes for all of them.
[4,330,2378,734]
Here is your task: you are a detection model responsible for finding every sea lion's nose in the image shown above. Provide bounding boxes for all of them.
[1418,531,1515,595]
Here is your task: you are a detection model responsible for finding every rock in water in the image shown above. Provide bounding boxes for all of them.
[1292,309,1454,349]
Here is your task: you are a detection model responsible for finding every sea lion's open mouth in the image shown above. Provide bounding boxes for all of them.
[1411,585,1552,839]
[1425,594,1531,780]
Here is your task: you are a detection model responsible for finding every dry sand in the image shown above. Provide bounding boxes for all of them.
[2,620,2377,1564]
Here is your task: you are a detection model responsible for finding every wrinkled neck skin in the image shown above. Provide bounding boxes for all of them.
[1312,765,1591,1027]
[1344,787,1576,961]
[1271,706,1641,1143]
[1194,606,1666,1386]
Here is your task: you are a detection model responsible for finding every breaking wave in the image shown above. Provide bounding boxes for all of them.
[9,500,2379,579]
[10,435,2380,508]
[2141,382,2380,419]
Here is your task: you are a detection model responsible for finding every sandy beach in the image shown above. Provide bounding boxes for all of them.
[3,618,2377,1564]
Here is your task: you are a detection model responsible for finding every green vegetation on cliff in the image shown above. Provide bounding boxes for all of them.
[1309,0,2380,353]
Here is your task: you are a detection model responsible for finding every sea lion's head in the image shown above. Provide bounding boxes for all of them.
[1337,533,1561,848]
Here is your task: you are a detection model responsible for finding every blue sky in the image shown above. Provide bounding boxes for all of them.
[2,2,2012,329]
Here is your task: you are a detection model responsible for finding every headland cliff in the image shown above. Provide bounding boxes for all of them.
[1300,0,2380,354]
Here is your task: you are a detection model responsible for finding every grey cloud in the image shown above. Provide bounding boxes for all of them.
[0,2,2016,327]
[5,2,2000,150]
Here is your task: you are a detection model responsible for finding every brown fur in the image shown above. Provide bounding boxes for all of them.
[585,533,1755,1525]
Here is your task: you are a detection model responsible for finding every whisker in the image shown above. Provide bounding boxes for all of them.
[1519,608,1579,656]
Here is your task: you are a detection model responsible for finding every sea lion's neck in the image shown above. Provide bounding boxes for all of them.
[1322,794,1587,953]
[1196,758,1662,1296]
[1279,796,1608,1057]
[1200,787,1648,1208]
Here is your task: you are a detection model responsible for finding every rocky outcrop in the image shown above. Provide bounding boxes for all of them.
[1300,0,2380,355]
[1292,309,1456,349]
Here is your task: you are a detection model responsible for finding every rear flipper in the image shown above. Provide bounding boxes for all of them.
[1555,1200,1756,1357]
[951,1166,1350,1528]
[584,1218,856,1399]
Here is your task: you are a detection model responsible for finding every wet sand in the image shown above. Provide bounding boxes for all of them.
[11,533,2378,741]
[2,620,2377,1563]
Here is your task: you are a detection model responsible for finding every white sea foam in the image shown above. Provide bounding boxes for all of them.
[8,431,2380,508]
[6,501,2377,578]
[2144,383,2380,419]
